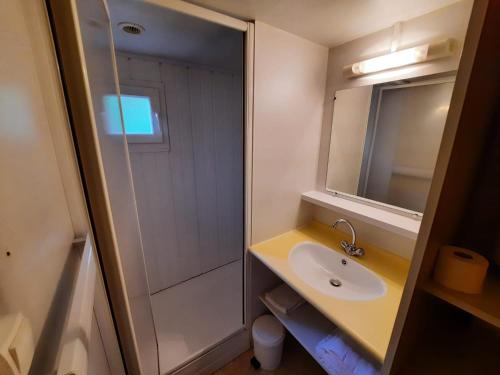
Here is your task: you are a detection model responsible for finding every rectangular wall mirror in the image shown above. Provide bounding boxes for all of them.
[326,75,455,214]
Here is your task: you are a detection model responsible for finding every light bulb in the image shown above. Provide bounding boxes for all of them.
[351,44,430,75]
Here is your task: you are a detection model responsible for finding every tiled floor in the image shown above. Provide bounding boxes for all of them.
[214,335,327,375]
[151,260,244,373]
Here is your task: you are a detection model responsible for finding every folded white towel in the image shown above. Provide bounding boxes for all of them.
[315,331,379,375]
[264,283,305,315]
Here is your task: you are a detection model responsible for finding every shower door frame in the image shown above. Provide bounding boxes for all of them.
[48,0,255,373]
[144,3,255,373]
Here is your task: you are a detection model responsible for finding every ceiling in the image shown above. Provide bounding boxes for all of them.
[107,0,461,69]
[184,0,462,47]
[108,0,243,70]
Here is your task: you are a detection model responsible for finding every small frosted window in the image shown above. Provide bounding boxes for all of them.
[113,84,165,145]
[121,95,154,135]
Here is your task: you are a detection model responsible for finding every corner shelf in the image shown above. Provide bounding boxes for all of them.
[422,272,500,329]
[301,191,420,239]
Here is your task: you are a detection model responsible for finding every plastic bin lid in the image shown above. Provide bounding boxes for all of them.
[252,315,285,346]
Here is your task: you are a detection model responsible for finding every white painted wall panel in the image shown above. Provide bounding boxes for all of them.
[162,64,203,285]
[189,68,221,271]
[251,21,329,244]
[121,55,244,293]
[212,71,244,266]
[1,3,124,374]
[0,0,76,347]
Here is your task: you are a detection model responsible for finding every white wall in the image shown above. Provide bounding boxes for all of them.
[249,21,328,322]
[117,53,244,293]
[251,21,329,244]
[313,1,473,257]
[0,2,122,374]
[0,0,75,346]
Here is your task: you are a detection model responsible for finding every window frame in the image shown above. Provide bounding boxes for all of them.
[119,82,170,152]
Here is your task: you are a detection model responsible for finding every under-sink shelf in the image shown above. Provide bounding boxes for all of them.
[259,295,380,375]
[422,272,500,329]
[259,295,335,374]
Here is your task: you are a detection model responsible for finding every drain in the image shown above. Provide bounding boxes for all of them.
[329,278,342,287]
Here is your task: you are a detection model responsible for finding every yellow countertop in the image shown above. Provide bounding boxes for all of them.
[249,221,410,362]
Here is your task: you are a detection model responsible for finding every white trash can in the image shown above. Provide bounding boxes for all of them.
[252,315,285,370]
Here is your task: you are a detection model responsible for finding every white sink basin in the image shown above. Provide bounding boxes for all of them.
[289,242,387,301]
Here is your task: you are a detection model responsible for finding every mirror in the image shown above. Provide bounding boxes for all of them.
[326,76,455,213]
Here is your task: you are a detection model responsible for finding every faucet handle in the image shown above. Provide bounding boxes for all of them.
[353,247,365,257]
[340,240,365,257]
[340,240,350,251]
[333,218,364,257]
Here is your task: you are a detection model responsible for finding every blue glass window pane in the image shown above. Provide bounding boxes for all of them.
[121,95,154,135]
[103,95,123,135]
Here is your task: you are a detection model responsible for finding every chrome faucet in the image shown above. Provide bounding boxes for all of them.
[332,219,365,257]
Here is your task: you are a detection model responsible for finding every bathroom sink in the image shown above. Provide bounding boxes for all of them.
[288,242,387,301]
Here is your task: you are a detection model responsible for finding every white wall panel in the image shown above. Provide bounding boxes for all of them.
[251,21,329,244]
[162,64,203,285]
[1,2,124,374]
[0,0,76,346]
[189,68,222,271]
[120,55,243,293]
[212,71,244,266]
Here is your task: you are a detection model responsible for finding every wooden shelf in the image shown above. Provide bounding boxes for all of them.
[422,272,500,329]
[396,314,500,375]
[301,191,420,239]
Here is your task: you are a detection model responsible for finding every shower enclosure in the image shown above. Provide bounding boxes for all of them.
[48,0,251,373]
[111,2,245,371]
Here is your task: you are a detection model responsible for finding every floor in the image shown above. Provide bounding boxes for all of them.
[214,335,326,375]
[151,260,243,373]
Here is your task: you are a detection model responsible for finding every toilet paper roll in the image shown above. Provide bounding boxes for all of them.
[433,245,489,294]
